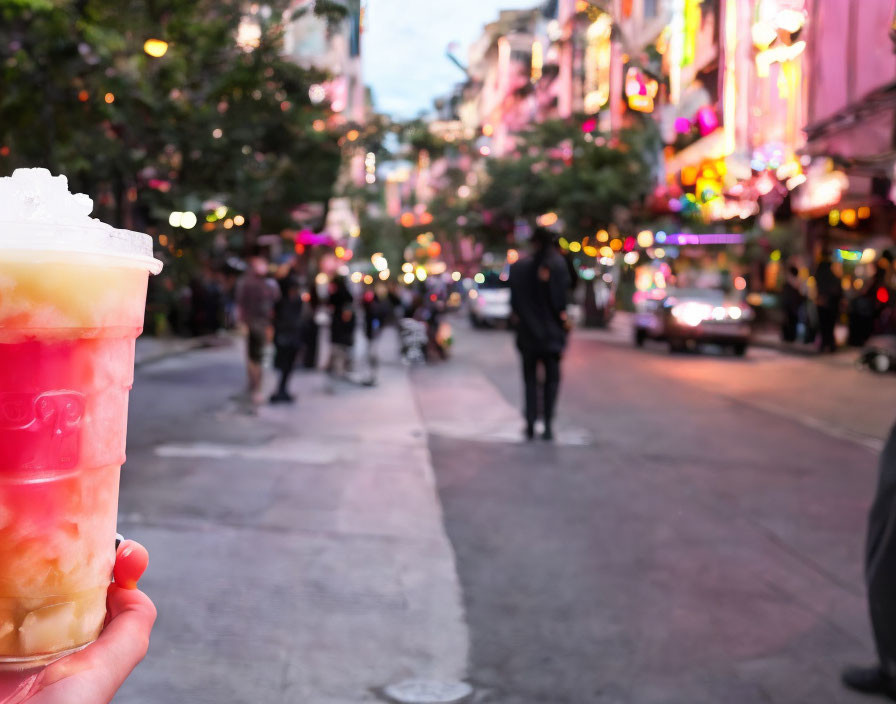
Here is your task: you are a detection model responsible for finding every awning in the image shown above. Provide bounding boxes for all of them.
[802,83,896,178]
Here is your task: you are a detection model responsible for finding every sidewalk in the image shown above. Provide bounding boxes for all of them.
[115,333,469,703]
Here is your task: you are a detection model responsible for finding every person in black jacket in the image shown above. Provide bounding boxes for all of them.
[509,228,571,441]
[780,265,804,344]
[327,275,355,379]
[270,273,304,403]
[361,285,389,385]
[843,423,896,700]
[815,256,842,353]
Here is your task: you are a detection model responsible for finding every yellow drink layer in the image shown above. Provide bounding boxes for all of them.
[0,252,150,338]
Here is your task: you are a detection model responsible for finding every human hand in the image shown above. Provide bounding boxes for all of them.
[0,541,156,704]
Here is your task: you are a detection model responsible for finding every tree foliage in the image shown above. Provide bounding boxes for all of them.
[0,0,344,267]
[477,115,660,242]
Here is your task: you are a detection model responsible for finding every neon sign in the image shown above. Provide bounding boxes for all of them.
[584,14,612,113]
[666,233,744,245]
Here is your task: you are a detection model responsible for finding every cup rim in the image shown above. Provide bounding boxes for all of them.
[0,222,163,274]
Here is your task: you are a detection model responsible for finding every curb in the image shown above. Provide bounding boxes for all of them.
[135,334,234,368]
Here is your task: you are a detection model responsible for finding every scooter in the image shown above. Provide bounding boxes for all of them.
[398,318,428,365]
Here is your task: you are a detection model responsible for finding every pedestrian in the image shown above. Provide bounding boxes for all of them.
[270,272,304,403]
[814,255,842,353]
[423,291,448,362]
[235,252,280,409]
[780,265,804,343]
[326,274,355,379]
[843,422,896,700]
[361,284,389,385]
[301,280,322,369]
[386,281,403,320]
[509,227,571,441]
[870,254,894,337]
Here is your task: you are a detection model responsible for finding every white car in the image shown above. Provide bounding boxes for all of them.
[634,287,753,355]
[470,273,511,327]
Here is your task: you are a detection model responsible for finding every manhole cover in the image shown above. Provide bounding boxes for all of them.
[382,679,473,704]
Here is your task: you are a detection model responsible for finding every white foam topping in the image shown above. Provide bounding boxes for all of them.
[0,168,162,274]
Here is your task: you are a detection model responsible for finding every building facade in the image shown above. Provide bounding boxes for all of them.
[283,0,366,125]
[430,0,896,290]
[796,0,896,262]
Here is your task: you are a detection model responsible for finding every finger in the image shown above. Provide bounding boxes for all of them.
[6,541,154,702]
[37,588,156,695]
[112,540,148,591]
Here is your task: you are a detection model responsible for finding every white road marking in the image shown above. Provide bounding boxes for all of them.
[155,438,343,463]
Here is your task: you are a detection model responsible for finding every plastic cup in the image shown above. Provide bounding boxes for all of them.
[0,172,162,669]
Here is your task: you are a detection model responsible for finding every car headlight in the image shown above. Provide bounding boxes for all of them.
[671,302,713,327]
[728,306,742,320]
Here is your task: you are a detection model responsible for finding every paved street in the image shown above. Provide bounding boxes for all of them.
[415,318,895,703]
[113,319,895,703]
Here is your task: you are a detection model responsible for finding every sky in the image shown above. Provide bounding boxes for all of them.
[363,0,515,119]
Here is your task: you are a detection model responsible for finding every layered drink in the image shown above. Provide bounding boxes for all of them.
[0,169,161,668]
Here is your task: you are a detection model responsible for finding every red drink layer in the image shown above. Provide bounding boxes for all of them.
[0,254,149,666]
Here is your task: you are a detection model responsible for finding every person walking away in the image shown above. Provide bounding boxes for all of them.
[301,281,321,369]
[386,281,404,320]
[872,254,894,337]
[509,227,571,441]
[424,292,449,361]
[327,275,355,379]
[780,265,804,343]
[843,422,896,699]
[361,285,389,385]
[270,273,304,403]
[235,253,280,409]
[814,255,842,353]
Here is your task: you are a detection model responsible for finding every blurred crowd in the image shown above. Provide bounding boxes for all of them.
[145,251,453,408]
[779,250,895,351]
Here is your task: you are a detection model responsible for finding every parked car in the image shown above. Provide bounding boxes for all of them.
[634,287,754,355]
[469,272,511,327]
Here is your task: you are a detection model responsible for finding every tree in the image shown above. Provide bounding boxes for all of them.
[0,0,344,276]
[476,115,660,244]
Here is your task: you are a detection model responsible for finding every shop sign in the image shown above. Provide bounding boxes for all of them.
[625,67,659,113]
[584,14,612,114]
[791,159,848,215]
